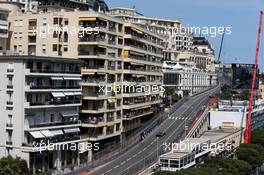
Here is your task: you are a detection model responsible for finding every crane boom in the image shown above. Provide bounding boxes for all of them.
[244,10,263,144]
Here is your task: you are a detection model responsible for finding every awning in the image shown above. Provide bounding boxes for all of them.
[143,105,152,109]
[64,92,75,96]
[131,62,145,66]
[99,17,107,22]
[51,92,65,98]
[98,45,107,49]
[74,92,82,96]
[60,111,79,118]
[50,130,64,136]
[132,27,144,35]
[41,130,55,137]
[79,17,97,21]
[130,51,145,57]
[132,75,145,78]
[29,131,45,139]
[64,128,80,134]
[63,77,82,81]
[51,77,63,81]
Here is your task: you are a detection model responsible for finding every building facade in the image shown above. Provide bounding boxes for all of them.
[109,8,217,96]
[8,9,164,153]
[0,56,84,173]
[163,61,217,96]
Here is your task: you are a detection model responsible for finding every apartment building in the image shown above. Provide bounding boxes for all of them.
[110,7,217,96]
[0,56,84,173]
[0,0,33,13]
[110,7,193,52]
[8,9,164,151]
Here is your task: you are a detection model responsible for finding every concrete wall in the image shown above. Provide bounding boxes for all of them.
[209,110,246,129]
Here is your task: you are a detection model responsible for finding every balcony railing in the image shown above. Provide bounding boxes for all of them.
[82,117,104,125]
[22,135,81,147]
[29,120,80,129]
[29,69,80,74]
[29,100,81,106]
[29,85,81,90]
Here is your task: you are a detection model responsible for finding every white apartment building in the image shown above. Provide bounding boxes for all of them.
[163,61,217,96]
[0,56,85,174]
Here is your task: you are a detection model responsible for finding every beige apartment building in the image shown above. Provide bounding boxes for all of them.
[8,10,164,152]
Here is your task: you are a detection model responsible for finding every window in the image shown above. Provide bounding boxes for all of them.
[50,114,54,122]
[14,45,17,52]
[64,18,69,25]
[53,44,58,52]
[170,160,179,168]
[53,31,58,38]
[160,159,169,167]
[7,76,13,86]
[7,91,12,102]
[19,32,23,39]
[42,44,46,54]
[63,46,68,52]
[43,18,47,26]
[53,18,58,25]
[8,114,12,124]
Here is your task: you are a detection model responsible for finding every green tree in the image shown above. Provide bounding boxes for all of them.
[251,128,264,147]
[237,144,264,169]
[0,156,21,175]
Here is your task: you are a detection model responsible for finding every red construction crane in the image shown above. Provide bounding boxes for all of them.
[244,10,263,144]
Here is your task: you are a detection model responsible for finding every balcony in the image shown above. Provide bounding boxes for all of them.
[29,100,81,106]
[29,69,80,74]
[28,85,81,90]
[81,117,104,127]
[81,106,106,114]
[22,136,81,149]
[6,123,13,131]
[79,35,106,43]
[26,99,81,109]
[123,109,154,120]
[26,120,81,130]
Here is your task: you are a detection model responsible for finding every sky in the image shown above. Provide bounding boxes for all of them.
[105,0,264,70]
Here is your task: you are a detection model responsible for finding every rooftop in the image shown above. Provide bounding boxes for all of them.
[200,128,242,143]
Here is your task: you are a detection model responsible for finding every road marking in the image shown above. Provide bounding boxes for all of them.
[132,154,137,158]
[114,165,119,169]
[121,161,125,165]
[106,169,112,173]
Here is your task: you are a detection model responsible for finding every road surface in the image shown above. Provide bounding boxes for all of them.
[91,86,220,175]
